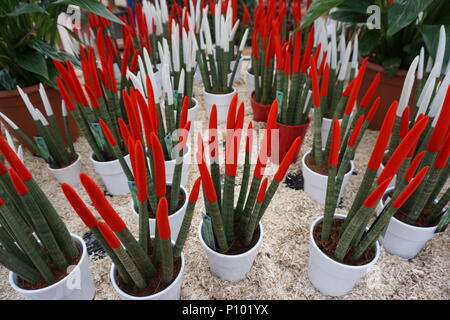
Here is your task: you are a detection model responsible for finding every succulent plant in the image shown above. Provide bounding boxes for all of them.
[196,1,249,94]
[318,106,431,263]
[62,168,201,290]
[0,135,78,285]
[5,84,78,169]
[197,97,302,252]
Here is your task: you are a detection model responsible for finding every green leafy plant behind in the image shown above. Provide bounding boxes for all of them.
[302,0,449,76]
[0,0,122,90]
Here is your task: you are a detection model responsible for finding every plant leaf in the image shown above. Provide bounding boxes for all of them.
[52,0,124,25]
[387,0,435,37]
[359,30,383,57]
[336,0,373,13]
[14,50,48,81]
[28,40,61,60]
[300,0,344,29]
[382,57,402,77]
[4,2,49,17]
[418,25,450,72]
[329,10,368,24]
[0,68,17,90]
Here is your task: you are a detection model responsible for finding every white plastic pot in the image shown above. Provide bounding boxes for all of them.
[47,153,82,187]
[308,215,381,296]
[377,187,438,259]
[198,221,264,282]
[203,87,237,122]
[9,234,96,300]
[321,118,342,148]
[187,97,199,124]
[131,184,188,241]
[245,68,255,94]
[89,153,132,196]
[110,252,185,300]
[301,151,354,204]
[165,144,191,187]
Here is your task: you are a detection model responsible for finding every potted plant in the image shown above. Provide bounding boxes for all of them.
[100,108,192,240]
[5,84,80,186]
[54,45,138,195]
[196,3,249,122]
[269,22,315,162]
[301,0,449,129]
[308,114,429,296]
[248,0,304,123]
[114,72,193,188]
[0,0,122,148]
[302,56,380,204]
[375,85,450,259]
[62,172,200,300]
[196,100,302,281]
[0,135,95,300]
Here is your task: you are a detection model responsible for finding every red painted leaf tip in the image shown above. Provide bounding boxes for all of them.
[434,133,450,169]
[189,177,201,203]
[156,197,171,240]
[80,173,126,232]
[329,119,341,166]
[364,178,391,208]
[310,56,320,108]
[427,85,450,152]
[7,150,32,182]
[393,166,429,209]
[404,151,426,182]
[368,101,398,170]
[56,77,75,111]
[97,221,121,249]
[360,72,380,107]
[366,97,381,122]
[99,119,117,146]
[9,169,28,195]
[134,141,148,202]
[256,178,269,203]
[342,79,355,97]
[274,137,302,181]
[150,133,166,198]
[62,183,97,228]
[348,115,364,146]
[320,63,330,97]
[209,104,218,130]
[0,160,7,175]
[377,115,428,183]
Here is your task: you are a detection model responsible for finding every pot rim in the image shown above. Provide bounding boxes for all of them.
[189,97,199,110]
[302,150,354,178]
[0,83,53,97]
[110,250,185,300]
[359,57,409,77]
[381,187,440,231]
[203,87,237,97]
[310,214,380,269]
[250,90,273,108]
[198,220,264,259]
[47,152,81,172]
[89,151,130,165]
[9,234,87,294]
[276,116,311,129]
[131,183,188,218]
